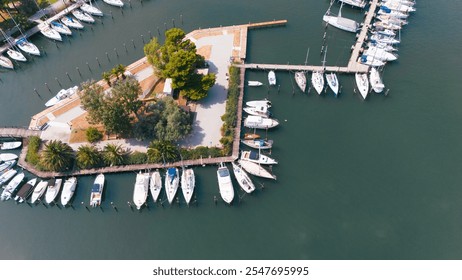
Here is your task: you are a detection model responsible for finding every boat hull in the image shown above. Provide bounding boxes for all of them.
[149,171,162,202]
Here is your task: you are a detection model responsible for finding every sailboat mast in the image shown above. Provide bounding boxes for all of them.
[304,47,310,66]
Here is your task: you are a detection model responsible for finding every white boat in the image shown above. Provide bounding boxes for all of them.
[15,38,41,56]
[60,177,77,206]
[61,16,84,29]
[311,71,325,94]
[339,0,366,8]
[355,73,369,100]
[382,0,415,6]
[231,162,255,194]
[241,150,278,165]
[243,105,270,117]
[0,55,14,69]
[376,15,408,26]
[378,8,409,19]
[325,72,339,96]
[323,2,359,33]
[1,172,24,201]
[149,170,162,202]
[373,21,402,31]
[71,10,95,23]
[0,141,22,150]
[358,55,386,67]
[268,70,276,85]
[248,81,263,87]
[6,48,26,62]
[0,160,15,173]
[14,178,37,203]
[244,115,279,129]
[374,28,397,37]
[240,139,273,150]
[165,167,179,204]
[0,169,17,186]
[30,180,48,203]
[181,168,195,205]
[50,21,72,35]
[369,67,385,93]
[381,3,415,13]
[0,153,18,161]
[103,0,124,7]
[217,163,234,204]
[133,172,149,209]
[90,174,105,207]
[80,3,104,16]
[370,34,400,45]
[45,85,78,107]
[367,41,398,52]
[45,178,62,204]
[295,71,306,92]
[238,159,276,180]
[364,47,398,61]
[246,99,272,108]
[39,24,62,41]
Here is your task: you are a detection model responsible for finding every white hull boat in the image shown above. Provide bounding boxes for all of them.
[268,70,276,85]
[369,67,385,93]
[383,0,416,6]
[370,34,400,45]
[240,139,273,150]
[149,170,162,202]
[244,115,279,129]
[378,8,408,19]
[15,38,40,56]
[45,178,62,204]
[241,150,278,165]
[364,47,398,61]
[181,168,195,205]
[325,73,339,96]
[7,49,26,62]
[381,3,415,13]
[367,41,397,52]
[374,28,397,37]
[295,71,306,92]
[1,141,22,150]
[133,172,149,209]
[72,10,95,23]
[376,15,408,26]
[217,163,234,204]
[1,172,24,201]
[103,0,124,7]
[45,85,78,107]
[339,0,366,9]
[90,174,105,207]
[30,180,48,203]
[0,160,15,173]
[238,159,276,180]
[231,162,255,194]
[50,21,72,35]
[0,55,14,69]
[246,99,272,108]
[14,178,37,203]
[81,3,103,16]
[374,21,402,31]
[0,169,17,186]
[358,55,386,67]
[39,25,62,41]
[248,81,263,87]
[165,168,179,204]
[355,73,369,100]
[60,177,77,206]
[0,153,18,161]
[243,105,270,117]
[311,71,325,94]
[323,3,359,33]
[61,16,84,29]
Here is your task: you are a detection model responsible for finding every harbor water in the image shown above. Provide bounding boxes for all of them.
[1,0,462,259]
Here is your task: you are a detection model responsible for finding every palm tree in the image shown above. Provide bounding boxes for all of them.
[76,145,101,169]
[146,146,162,163]
[102,143,127,166]
[40,140,74,172]
[102,71,112,86]
[115,64,127,79]
[148,140,179,163]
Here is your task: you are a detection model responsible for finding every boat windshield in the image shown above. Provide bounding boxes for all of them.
[218,168,229,177]
[91,183,101,192]
[248,151,259,160]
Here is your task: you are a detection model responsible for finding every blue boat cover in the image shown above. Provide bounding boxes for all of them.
[361,55,367,62]
[168,168,176,177]
[380,6,391,13]
[249,151,259,160]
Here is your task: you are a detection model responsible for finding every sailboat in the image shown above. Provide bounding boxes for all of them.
[50,21,72,35]
[295,71,306,92]
[39,24,62,41]
[238,159,276,180]
[165,167,179,204]
[323,46,339,96]
[61,16,84,29]
[6,10,40,56]
[103,0,124,7]
[363,47,398,61]
[0,55,14,69]
[71,9,95,23]
[231,162,255,194]
[355,73,369,99]
[339,0,367,9]
[181,167,195,206]
[323,1,359,33]
[149,170,162,202]
[369,67,385,93]
[0,29,26,62]
[81,3,104,17]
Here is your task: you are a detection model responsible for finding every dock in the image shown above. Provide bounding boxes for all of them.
[0,127,41,138]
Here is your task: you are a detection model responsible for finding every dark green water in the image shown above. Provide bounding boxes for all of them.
[1,0,462,259]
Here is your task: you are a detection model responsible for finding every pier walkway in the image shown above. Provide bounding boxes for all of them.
[0,127,41,138]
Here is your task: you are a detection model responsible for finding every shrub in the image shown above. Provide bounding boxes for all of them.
[25,136,41,166]
[86,127,103,143]
[128,151,148,164]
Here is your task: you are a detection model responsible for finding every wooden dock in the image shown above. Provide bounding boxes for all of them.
[0,127,41,138]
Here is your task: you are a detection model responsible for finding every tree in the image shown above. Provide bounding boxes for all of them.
[102,71,112,86]
[148,140,179,163]
[79,81,105,124]
[86,127,103,143]
[40,140,74,172]
[181,73,216,100]
[76,145,101,169]
[103,143,127,166]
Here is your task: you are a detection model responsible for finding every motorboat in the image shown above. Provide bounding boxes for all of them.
[241,150,278,165]
[325,72,339,96]
[374,28,397,37]
[6,48,26,62]
[268,70,276,86]
[363,47,398,61]
[373,21,402,31]
[45,86,79,107]
[80,3,104,16]
[0,55,14,69]
[30,180,48,203]
[339,0,367,9]
[50,21,72,35]
[311,71,325,94]
[243,105,271,117]
[133,172,149,209]
[246,99,272,108]
[383,0,415,6]
[381,3,415,13]
[238,159,276,180]
[1,172,24,201]
[231,162,255,194]
[0,153,18,161]
[103,0,124,7]
[378,7,409,19]
[90,174,105,207]
[369,67,385,93]
[14,178,37,203]
[181,168,195,205]
[370,34,400,45]
[248,81,263,87]
[0,141,22,150]
[0,160,15,173]
[376,15,408,26]
[217,163,234,204]
[165,168,179,204]
[244,115,279,129]
[240,139,273,150]
[0,169,17,186]
[60,177,77,206]
[358,55,386,67]
[367,41,398,52]
[71,9,95,23]
[323,2,359,33]
[295,71,306,92]
[15,38,41,56]
[149,170,162,202]
[244,133,260,140]
[45,178,62,204]
[39,24,62,41]
[355,73,369,100]
[61,16,84,29]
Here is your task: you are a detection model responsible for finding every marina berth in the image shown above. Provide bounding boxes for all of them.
[248,81,263,87]
[0,55,14,69]
[369,67,385,93]
[0,160,16,173]
[240,139,273,150]
[244,115,279,129]
[246,99,272,108]
[325,72,339,96]
[231,162,255,194]
[241,150,278,165]
[295,71,307,92]
[7,48,26,62]
[268,70,276,85]
[311,71,325,95]
[165,167,179,204]
[15,38,41,56]
[1,172,24,201]
[0,169,18,186]
[0,153,18,161]
[14,178,37,203]
[0,141,22,150]
[149,170,162,203]
[243,105,271,117]
[133,172,149,210]
[181,168,195,205]
[355,73,369,100]
[61,16,84,29]
[103,0,124,7]
[323,2,359,33]
[80,3,104,16]
[39,24,62,41]
[45,86,79,107]
[71,10,95,23]
[238,159,276,180]
[90,174,105,207]
[45,178,62,204]
[50,21,72,35]
[30,180,48,204]
[61,177,77,206]
[217,163,234,204]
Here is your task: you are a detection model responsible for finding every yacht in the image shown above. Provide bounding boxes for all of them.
[149,170,162,202]
[369,67,385,93]
[14,178,37,203]
[246,99,272,108]
[358,55,386,67]
[217,163,234,204]
[268,70,276,85]
[325,72,339,96]
[231,162,255,194]
[0,169,17,186]
[71,9,95,23]
[165,168,179,204]
[61,16,84,29]
[0,55,14,69]
[103,0,124,7]
[90,174,105,207]
[243,105,271,117]
[0,160,15,173]
[244,115,279,129]
[80,3,104,16]
[0,153,18,161]
[248,81,263,87]
[60,177,77,206]
[240,139,273,150]
[0,141,22,150]
[295,71,307,92]
[50,21,72,35]
[363,47,398,61]
[370,33,401,45]
[382,0,415,6]
[45,178,62,204]
[367,41,397,52]
[30,180,48,203]
[355,73,369,100]
[238,159,276,180]
[311,71,325,94]
[378,8,409,19]
[373,21,402,31]
[15,38,41,56]
[0,172,24,201]
[323,2,359,33]
[6,48,26,62]
[381,3,416,13]
[241,150,278,165]
[376,15,408,26]
[133,172,149,210]
[181,168,195,205]
[39,24,62,41]
[45,86,78,107]
[339,0,366,9]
